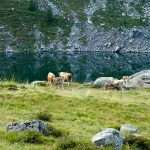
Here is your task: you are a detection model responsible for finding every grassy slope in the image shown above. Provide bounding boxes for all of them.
[0,82,149,149]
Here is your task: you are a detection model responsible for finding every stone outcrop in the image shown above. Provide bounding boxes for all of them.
[127,70,150,88]
[6,120,47,135]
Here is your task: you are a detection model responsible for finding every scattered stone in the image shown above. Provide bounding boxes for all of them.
[120,124,139,137]
[104,42,112,48]
[6,120,47,135]
[92,128,123,150]
[114,45,121,52]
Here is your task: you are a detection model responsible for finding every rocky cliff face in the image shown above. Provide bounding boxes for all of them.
[0,0,150,53]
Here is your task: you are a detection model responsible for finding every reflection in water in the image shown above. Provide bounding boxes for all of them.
[0,51,150,83]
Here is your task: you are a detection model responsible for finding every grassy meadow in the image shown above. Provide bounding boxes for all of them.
[0,81,150,149]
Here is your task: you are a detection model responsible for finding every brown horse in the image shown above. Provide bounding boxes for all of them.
[47,72,55,84]
[59,72,72,86]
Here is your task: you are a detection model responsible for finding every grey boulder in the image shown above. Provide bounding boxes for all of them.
[92,128,123,150]
[93,77,114,87]
[127,70,150,88]
[6,120,47,135]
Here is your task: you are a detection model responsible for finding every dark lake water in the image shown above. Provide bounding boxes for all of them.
[0,51,150,83]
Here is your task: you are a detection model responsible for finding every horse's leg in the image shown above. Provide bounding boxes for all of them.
[62,84,64,90]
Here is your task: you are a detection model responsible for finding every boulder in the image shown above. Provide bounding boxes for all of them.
[93,77,114,87]
[6,120,47,135]
[31,81,47,86]
[120,124,139,137]
[127,70,150,88]
[92,128,123,150]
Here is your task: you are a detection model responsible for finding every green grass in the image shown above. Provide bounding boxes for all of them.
[0,81,149,149]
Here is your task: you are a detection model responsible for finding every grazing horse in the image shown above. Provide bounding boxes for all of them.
[52,77,64,90]
[59,72,72,86]
[47,72,55,84]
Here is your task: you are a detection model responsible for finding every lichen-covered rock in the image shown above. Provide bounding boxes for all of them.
[92,128,123,150]
[120,124,139,137]
[6,120,47,135]
[93,77,114,87]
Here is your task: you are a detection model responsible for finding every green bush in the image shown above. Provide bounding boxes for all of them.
[6,131,44,144]
[47,125,64,138]
[0,81,17,90]
[53,136,99,150]
[46,8,54,25]
[124,135,150,150]
[36,112,53,122]
[28,0,38,11]
[55,136,76,149]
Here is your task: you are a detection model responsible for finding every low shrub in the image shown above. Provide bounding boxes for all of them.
[36,112,53,122]
[0,81,17,90]
[28,0,38,11]
[53,136,99,150]
[6,131,44,144]
[124,135,150,150]
[47,125,65,138]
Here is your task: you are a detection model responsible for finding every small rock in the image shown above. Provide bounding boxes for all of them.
[114,45,121,52]
[129,39,133,43]
[104,42,112,48]
[120,124,139,137]
[92,128,123,150]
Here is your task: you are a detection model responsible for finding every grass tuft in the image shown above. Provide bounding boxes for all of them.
[53,136,99,150]
[47,125,65,138]
[124,135,150,150]
[0,81,17,90]
[36,112,53,122]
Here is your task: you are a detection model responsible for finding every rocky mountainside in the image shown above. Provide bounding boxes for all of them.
[0,0,150,52]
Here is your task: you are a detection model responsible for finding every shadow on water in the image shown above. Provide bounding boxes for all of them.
[0,51,150,83]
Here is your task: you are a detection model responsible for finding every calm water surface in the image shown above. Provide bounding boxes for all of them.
[0,51,150,83]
